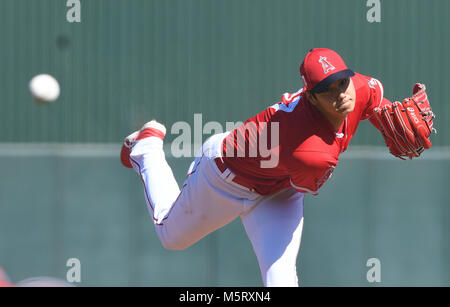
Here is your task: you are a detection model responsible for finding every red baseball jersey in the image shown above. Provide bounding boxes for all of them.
[222,72,390,196]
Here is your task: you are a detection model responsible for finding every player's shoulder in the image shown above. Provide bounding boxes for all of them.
[352,72,384,106]
[269,88,304,111]
[270,88,308,113]
[353,72,384,92]
[271,94,314,136]
[260,89,306,126]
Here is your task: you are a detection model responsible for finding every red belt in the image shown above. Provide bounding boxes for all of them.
[214,158,256,193]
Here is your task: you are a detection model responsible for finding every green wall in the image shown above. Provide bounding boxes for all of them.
[0,0,449,286]
[1,148,449,286]
[0,0,448,144]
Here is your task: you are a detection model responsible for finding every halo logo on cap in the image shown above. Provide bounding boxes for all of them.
[318,56,336,74]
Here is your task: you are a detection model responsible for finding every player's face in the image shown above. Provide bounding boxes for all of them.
[311,77,356,117]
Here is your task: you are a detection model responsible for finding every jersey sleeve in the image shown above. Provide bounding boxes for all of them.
[289,173,320,196]
[357,76,394,134]
[287,152,337,196]
[360,77,391,120]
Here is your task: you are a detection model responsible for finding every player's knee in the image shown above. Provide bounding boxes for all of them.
[161,241,187,251]
[159,234,191,251]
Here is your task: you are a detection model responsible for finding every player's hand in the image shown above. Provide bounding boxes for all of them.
[372,83,436,160]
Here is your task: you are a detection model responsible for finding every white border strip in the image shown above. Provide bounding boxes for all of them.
[1,143,450,160]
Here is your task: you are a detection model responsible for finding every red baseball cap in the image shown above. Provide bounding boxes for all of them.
[300,48,354,93]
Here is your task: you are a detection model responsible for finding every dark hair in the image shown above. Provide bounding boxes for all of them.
[307,90,317,100]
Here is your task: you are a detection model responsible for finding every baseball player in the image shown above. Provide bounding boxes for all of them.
[120,48,435,286]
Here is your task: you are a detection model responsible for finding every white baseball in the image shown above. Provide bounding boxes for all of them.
[29,74,60,104]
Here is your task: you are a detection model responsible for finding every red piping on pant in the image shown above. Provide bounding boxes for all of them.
[130,157,192,226]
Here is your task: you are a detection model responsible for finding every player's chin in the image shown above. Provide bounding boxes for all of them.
[336,104,355,115]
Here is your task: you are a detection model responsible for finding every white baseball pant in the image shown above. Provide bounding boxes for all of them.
[129,132,305,287]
